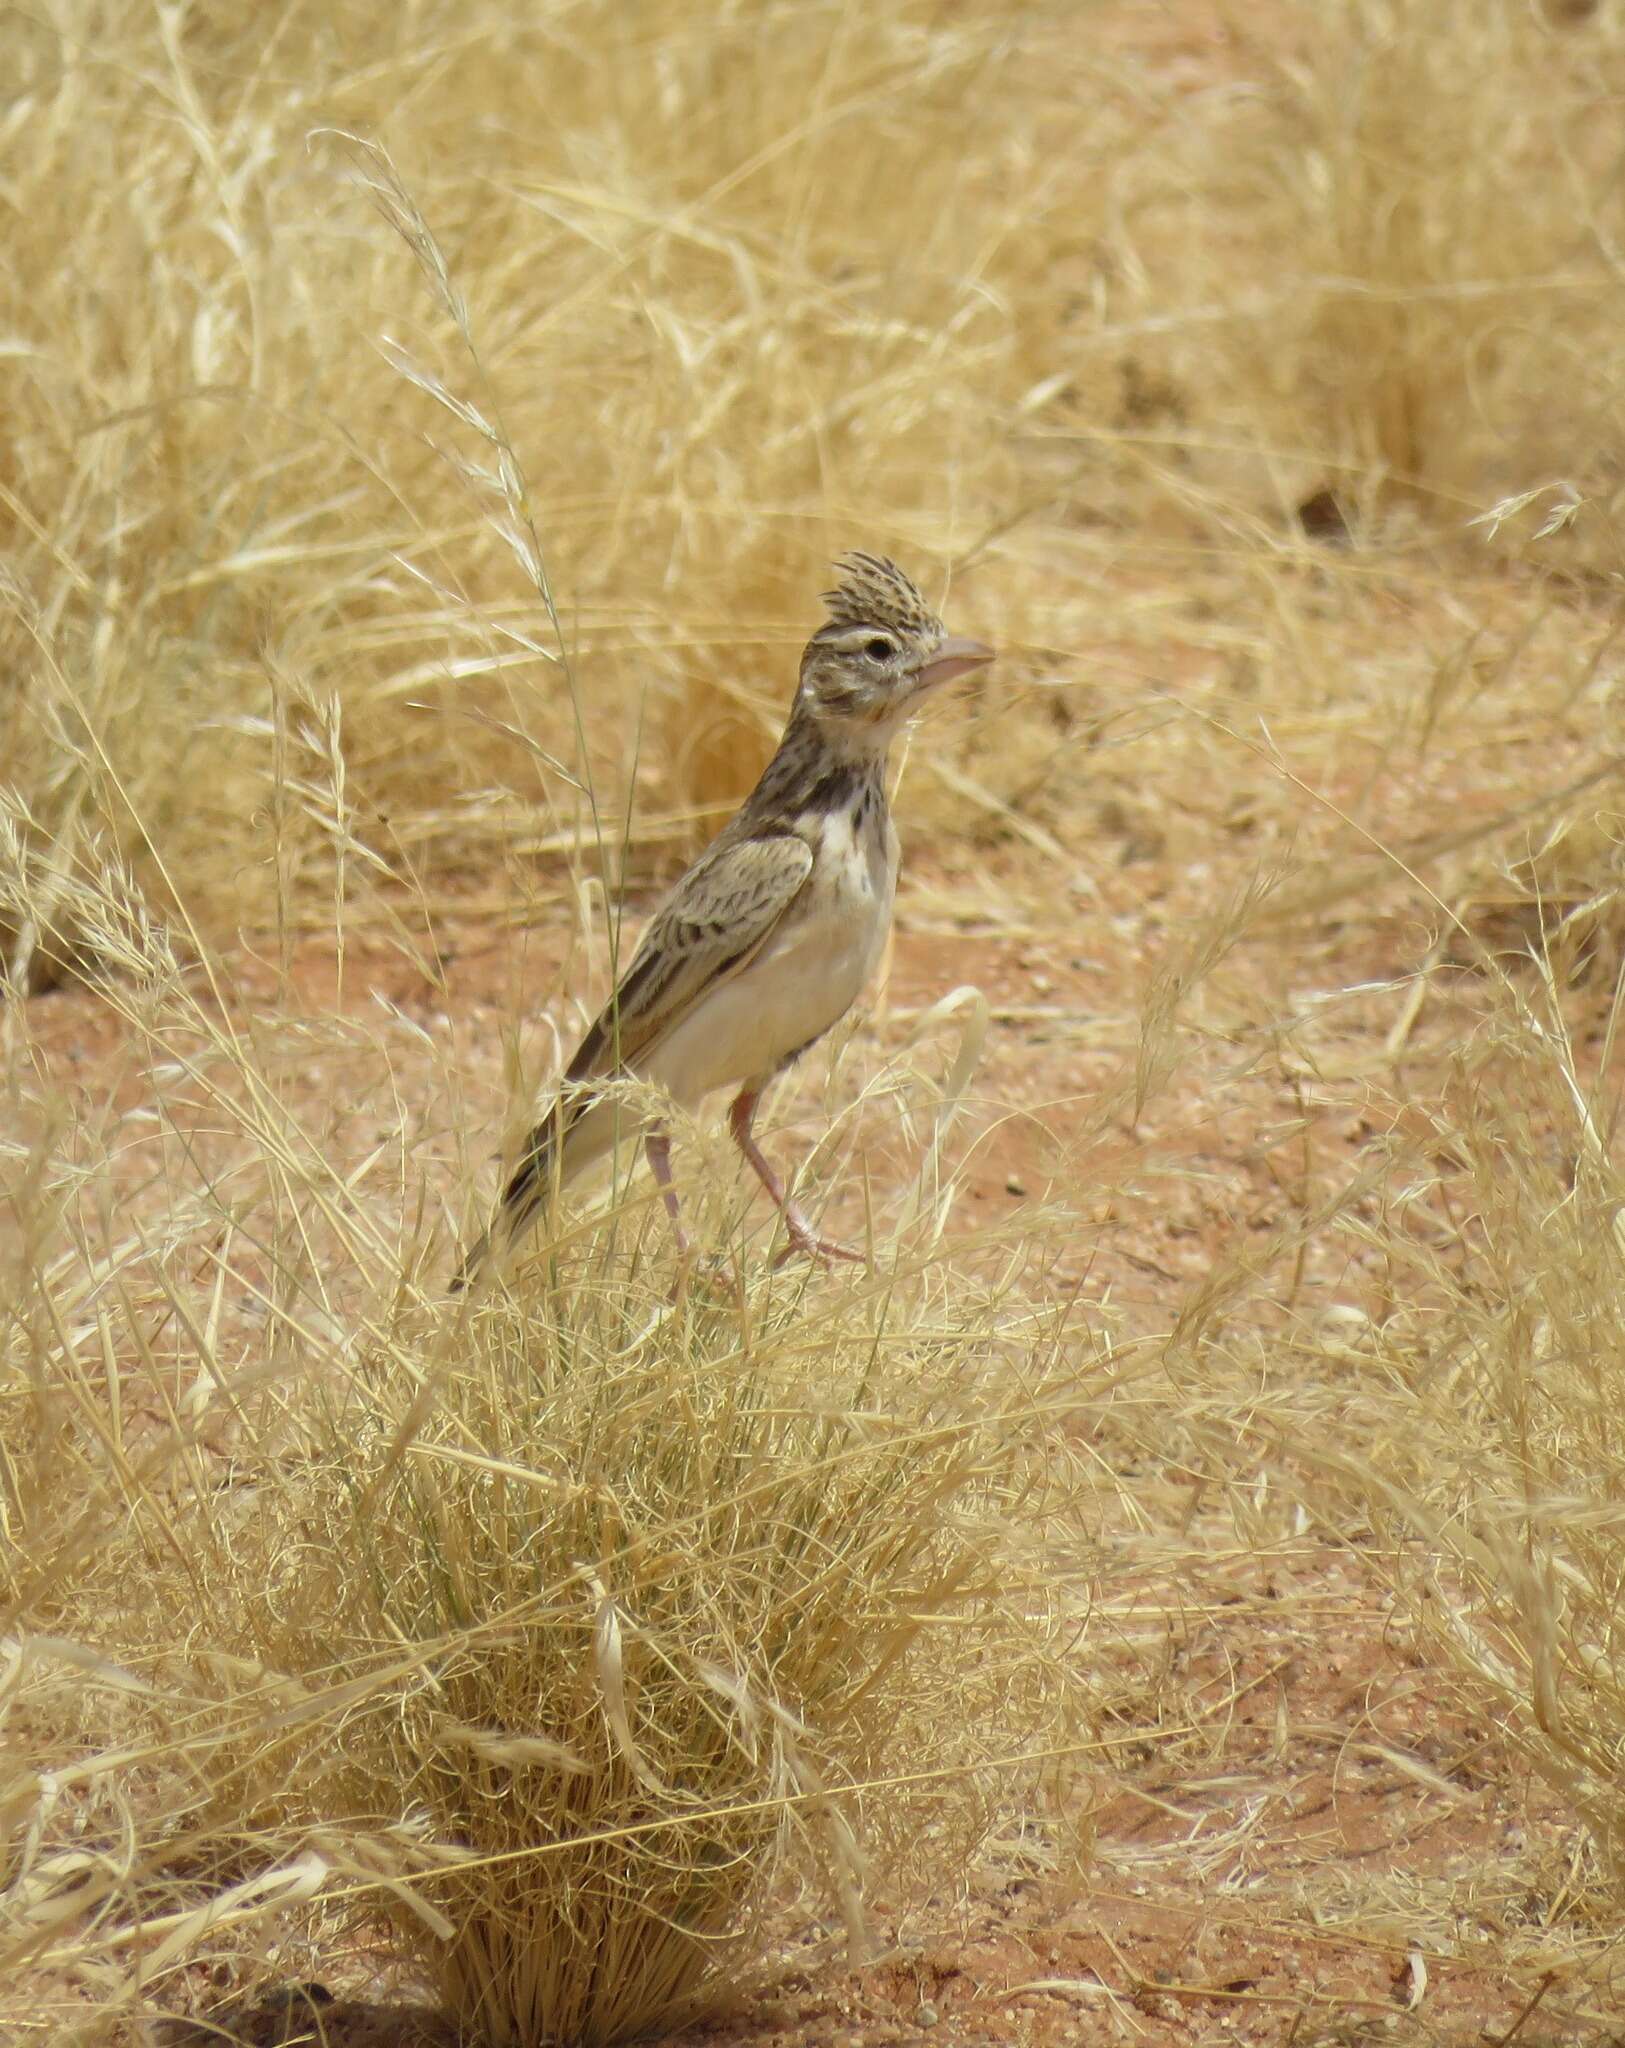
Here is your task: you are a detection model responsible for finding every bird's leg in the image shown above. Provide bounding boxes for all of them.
[727,1089,863,1266]
[644,1127,690,1256]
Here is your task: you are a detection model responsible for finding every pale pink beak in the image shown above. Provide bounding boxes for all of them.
[917,635,995,691]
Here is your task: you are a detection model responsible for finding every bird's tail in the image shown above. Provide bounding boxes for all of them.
[450,1098,571,1293]
[448,1225,494,1295]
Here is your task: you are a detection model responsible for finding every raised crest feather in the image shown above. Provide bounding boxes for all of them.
[820,552,940,639]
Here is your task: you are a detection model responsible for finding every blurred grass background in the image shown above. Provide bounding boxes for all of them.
[9,0,1624,946]
[9,0,1625,2041]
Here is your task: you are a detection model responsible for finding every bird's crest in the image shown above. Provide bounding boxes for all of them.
[820,552,940,641]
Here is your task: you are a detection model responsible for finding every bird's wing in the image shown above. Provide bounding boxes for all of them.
[564,829,816,1083]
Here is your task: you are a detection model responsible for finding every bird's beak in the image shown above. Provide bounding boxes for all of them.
[917,635,995,691]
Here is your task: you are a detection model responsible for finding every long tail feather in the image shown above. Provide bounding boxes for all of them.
[448,1225,493,1295]
[450,1099,570,1292]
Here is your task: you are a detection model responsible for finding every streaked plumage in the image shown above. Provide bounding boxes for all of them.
[453,553,992,1288]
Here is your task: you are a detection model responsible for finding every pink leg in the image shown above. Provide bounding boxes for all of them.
[727,1089,863,1266]
[644,1128,690,1255]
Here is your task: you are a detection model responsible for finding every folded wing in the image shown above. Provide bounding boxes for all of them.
[565,830,816,1083]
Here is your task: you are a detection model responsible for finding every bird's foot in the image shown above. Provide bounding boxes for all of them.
[772,1217,865,1269]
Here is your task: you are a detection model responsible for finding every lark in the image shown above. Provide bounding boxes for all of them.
[453,554,992,1288]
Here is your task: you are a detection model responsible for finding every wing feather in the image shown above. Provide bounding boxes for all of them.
[567,831,815,1082]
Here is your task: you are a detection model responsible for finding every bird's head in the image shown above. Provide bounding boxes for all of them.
[794,553,993,742]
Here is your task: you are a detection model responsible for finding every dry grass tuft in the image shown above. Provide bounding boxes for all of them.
[174,1269,1074,2045]
[1300,959,1625,1906]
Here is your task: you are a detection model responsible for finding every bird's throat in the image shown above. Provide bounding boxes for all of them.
[746,711,892,831]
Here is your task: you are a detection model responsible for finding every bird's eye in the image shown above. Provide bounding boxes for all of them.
[864,636,894,661]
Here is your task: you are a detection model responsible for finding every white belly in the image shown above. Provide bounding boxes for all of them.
[643,810,896,1107]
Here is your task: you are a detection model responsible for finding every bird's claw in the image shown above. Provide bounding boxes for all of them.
[772,1225,865,1269]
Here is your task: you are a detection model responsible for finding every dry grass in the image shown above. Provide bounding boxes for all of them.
[1108,0,1625,532]
[11,0,1625,2042]
[8,0,1625,946]
[3,0,1120,954]
[1301,956,1625,1906]
[183,1283,1073,2045]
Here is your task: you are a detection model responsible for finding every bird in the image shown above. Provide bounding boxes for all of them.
[452,553,993,1289]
